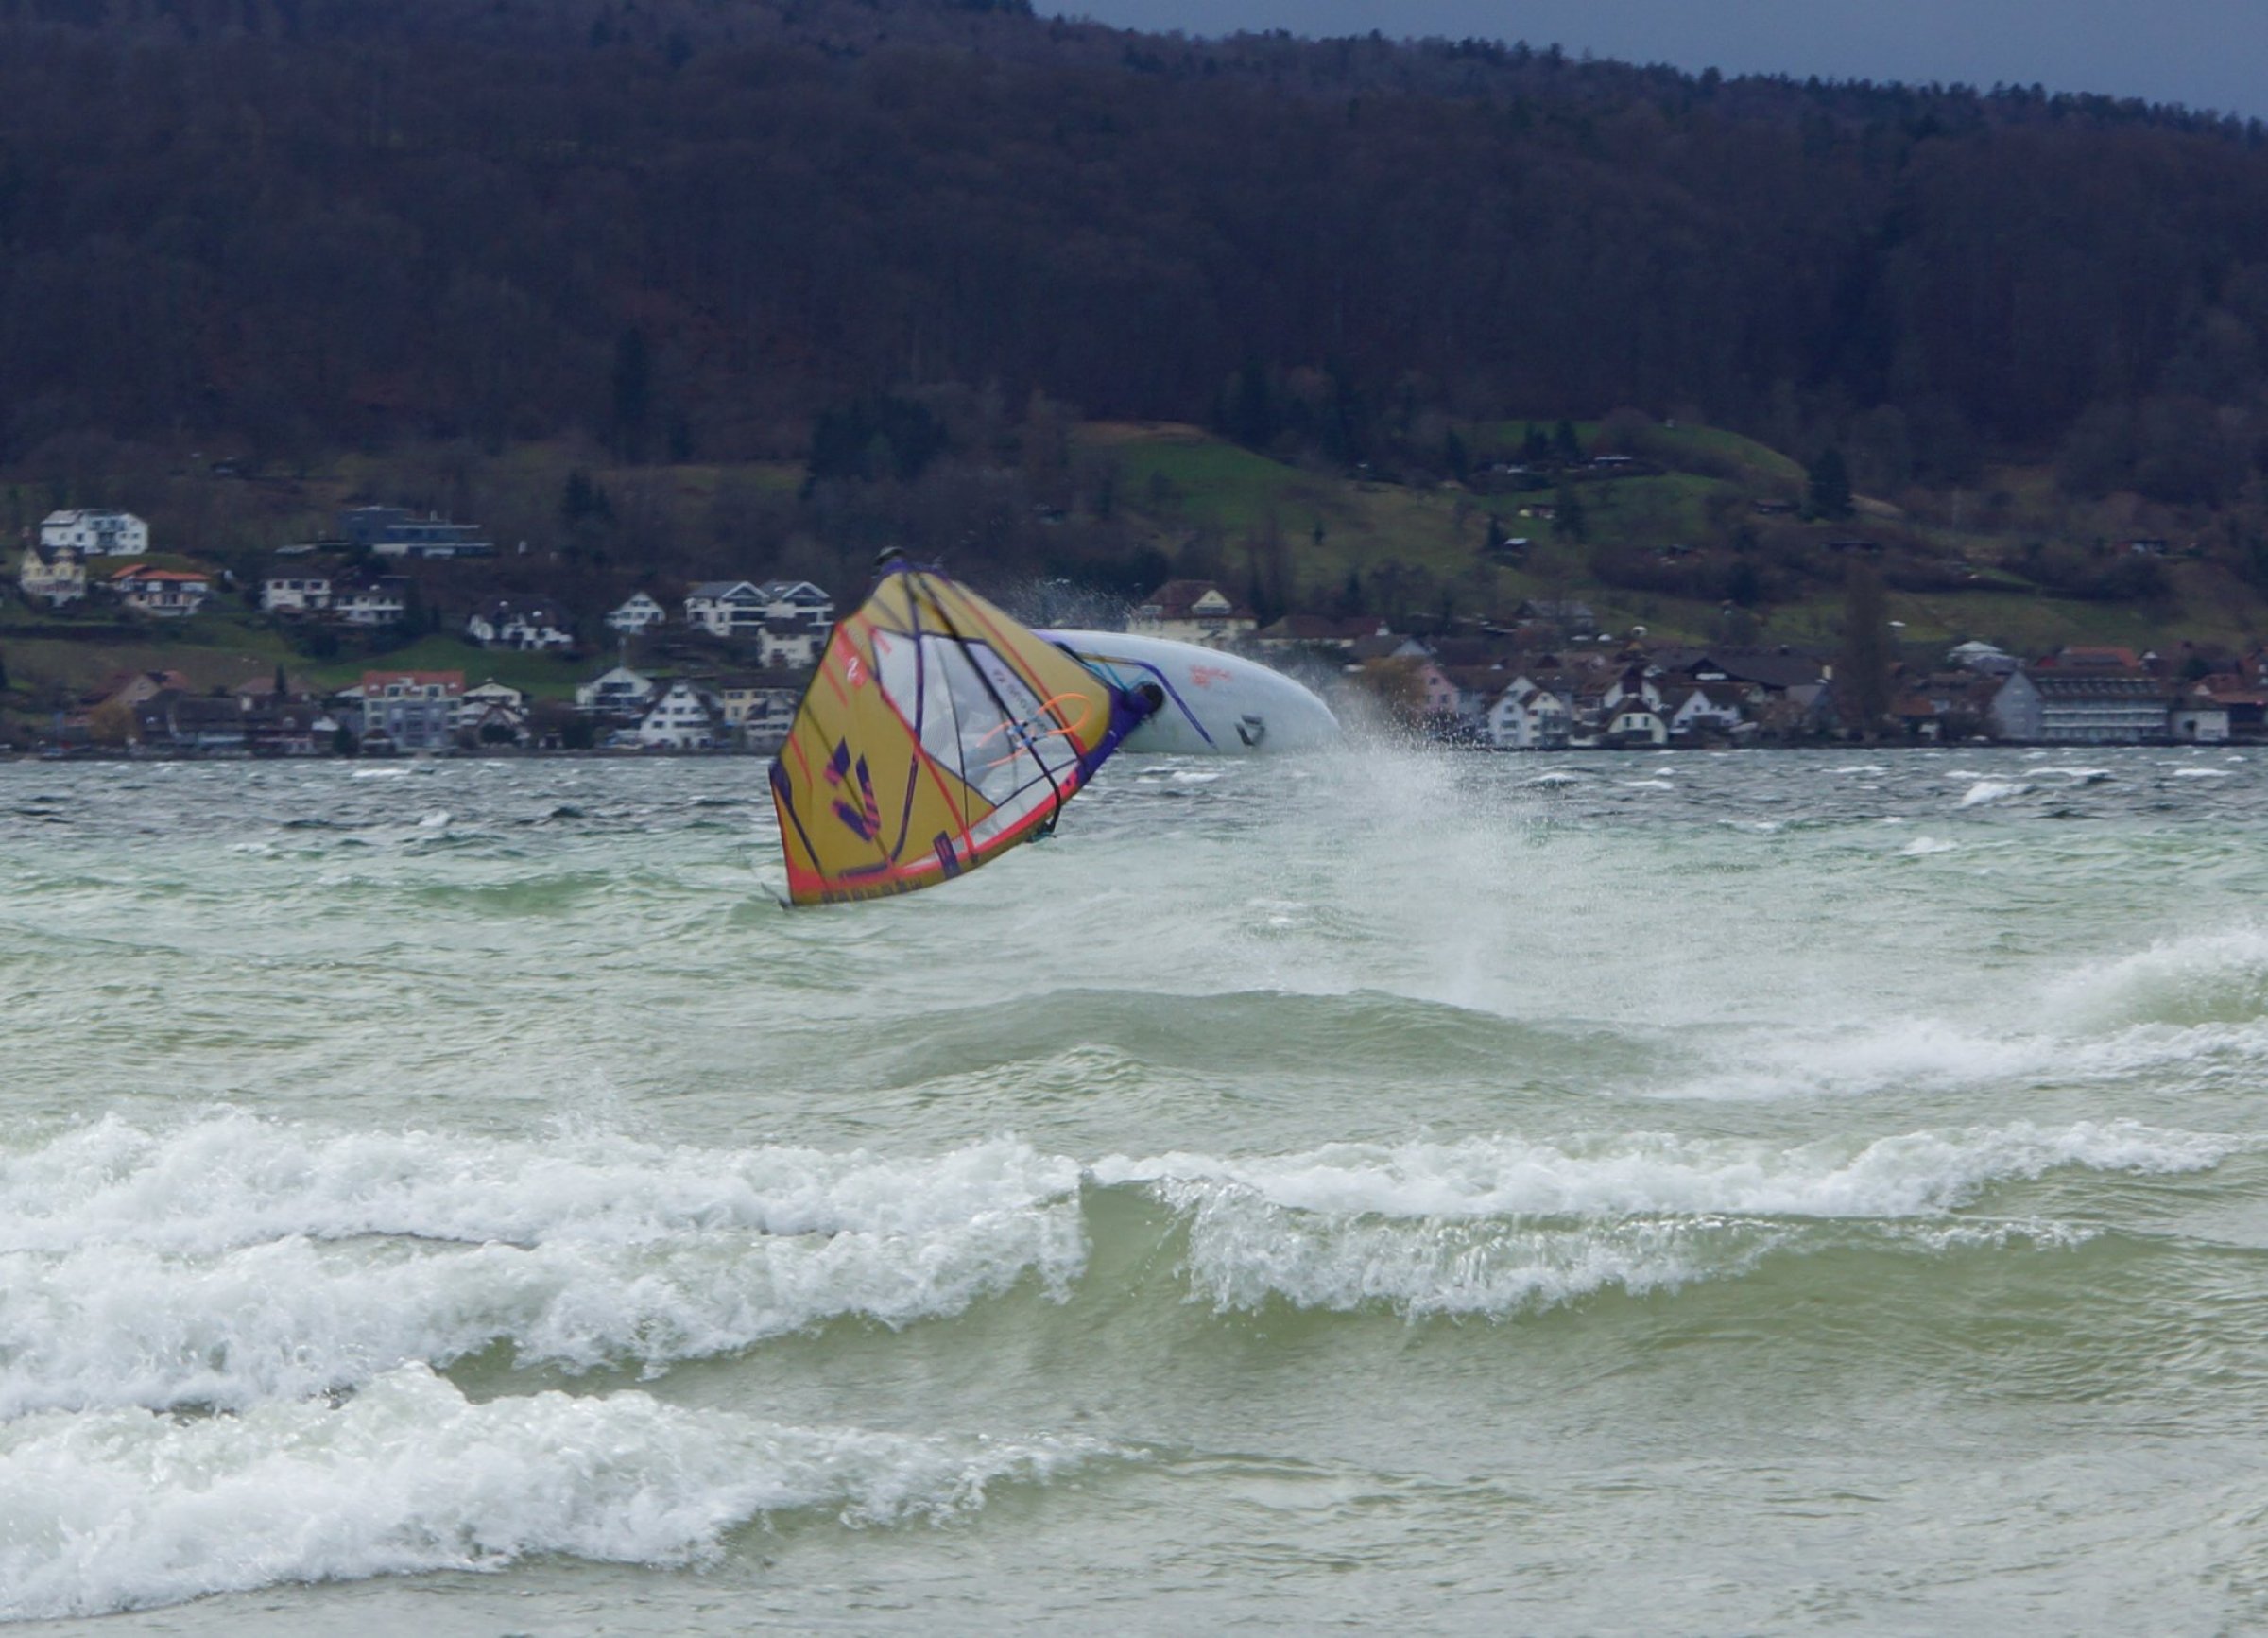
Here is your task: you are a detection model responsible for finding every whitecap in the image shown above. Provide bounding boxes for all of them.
[1094,1120,2233,1226]
[1090,1121,2221,1319]
[0,1117,1089,1414]
[0,1364,1115,1621]
[1958,779,2030,808]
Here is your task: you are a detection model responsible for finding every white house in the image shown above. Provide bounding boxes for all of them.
[576,665,658,716]
[760,617,827,669]
[2171,698,2232,744]
[1129,579,1257,647]
[606,593,667,634]
[334,576,409,627]
[753,579,834,667]
[466,597,573,651]
[1601,667,1663,713]
[684,580,763,638]
[18,545,87,607]
[716,672,806,748]
[1669,685,1745,736]
[261,570,334,614]
[1602,700,1671,747]
[355,670,465,752]
[1486,679,1572,749]
[455,680,527,732]
[107,564,211,617]
[637,681,724,750]
[41,509,148,556]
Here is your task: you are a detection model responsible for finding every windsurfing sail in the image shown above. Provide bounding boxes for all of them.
[768,560,1155,905]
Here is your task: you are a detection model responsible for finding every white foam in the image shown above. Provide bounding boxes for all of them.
[1176,1206,1777,1317]
[1659,1008,2268,1102]
[1093,1123,2232,1318]
[0,1112,1079,1255]
[2171,767,2231,779]
[1898,836,1959,856]
[0,1364,1112,1621]
[2044,926,2268,1027]
[1096,1120,2233,1224]
[1958,779,2030,808]
[0,1118,1087,1415]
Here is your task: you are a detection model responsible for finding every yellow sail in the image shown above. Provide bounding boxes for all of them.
[768,563,1151,905]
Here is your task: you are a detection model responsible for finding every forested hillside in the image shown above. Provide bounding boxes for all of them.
[10,0,2268,679]
[7,0,2268,487]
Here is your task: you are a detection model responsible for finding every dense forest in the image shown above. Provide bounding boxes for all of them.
[6,0,2268,505]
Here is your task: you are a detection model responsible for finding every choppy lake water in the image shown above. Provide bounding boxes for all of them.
[6,746,2268,1633]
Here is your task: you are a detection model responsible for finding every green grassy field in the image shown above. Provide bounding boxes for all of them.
[0,606,590,705]
[7,417,2264,722]
[305,636,588,698]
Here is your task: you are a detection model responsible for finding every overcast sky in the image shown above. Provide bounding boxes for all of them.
[1049,1,2268,120]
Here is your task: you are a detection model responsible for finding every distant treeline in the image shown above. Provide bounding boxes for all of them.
[6,0,2268,499]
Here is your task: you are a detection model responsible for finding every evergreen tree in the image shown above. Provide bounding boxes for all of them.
[1553,480,1587,543]
[1445,428,1469,482]
[609,327,651,462]
[1226,356,1276,450]
[1521,424,1551,465]
[1807,445,1854,519]
[273,662,288,699]
[0,647,9,694]
[1553,420,1583,465]
[1837,560,1894,738]
[562,469,613,524]
[1727,559,1762,608]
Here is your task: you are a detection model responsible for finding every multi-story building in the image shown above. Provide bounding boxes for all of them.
[261,569,334,614]
[334,575,409,627]
[606,593,667,634]
[19,545,88,607]
[715,672,807,749]
[575,665,658,718]
[684,580,764,638]
[41,509,148,556]
[339,506,494,560]
[108,564,212,617]
[637,681,724,750]
[1991,668,2175,743]
[355,670,466,751]
[1129,580,1256,648]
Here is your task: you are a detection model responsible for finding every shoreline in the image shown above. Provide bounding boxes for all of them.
[0,738,2241,767]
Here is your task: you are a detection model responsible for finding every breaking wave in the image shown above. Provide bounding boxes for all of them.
[1093,1122,2234,1317]
[0,1112,2241,1418]
[0,1116,1086,1417]
[0,1364,1114,1622]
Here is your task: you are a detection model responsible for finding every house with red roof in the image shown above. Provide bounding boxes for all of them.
[108,563,211,617]
[1129,580,1256,648]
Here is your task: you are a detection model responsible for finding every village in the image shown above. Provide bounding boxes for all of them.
[9,506,2264,756]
